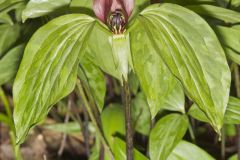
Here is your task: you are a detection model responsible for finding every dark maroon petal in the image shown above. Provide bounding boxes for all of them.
[93,0,112,22]
[122,0,134,17]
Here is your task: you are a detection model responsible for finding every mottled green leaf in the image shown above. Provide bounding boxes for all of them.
[0,44,24,85]
[187,5,240,23]
[168,140,215,160]
[0,24,20,57]
[130,19,185,118]
[78,56,106,112]
[13,14,95,144]
[139,3,231,132]
[22,0,71,22]
[149,113,188,160]
[189,97,240,124]
[131,92,151,135]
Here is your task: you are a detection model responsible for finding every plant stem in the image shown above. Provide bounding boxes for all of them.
[0,87,22,160]
[187,117,196,144]
[122,78,133,160]
[234,64,240,160]
[76,79,113,158]
[221,126,225,160]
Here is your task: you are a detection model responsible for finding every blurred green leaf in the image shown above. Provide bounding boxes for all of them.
[101,104,125,148]
[131,92,151,135]
[0,13,13,24]
[0,113,10,125]
[0,44,24,85]
[189,97,240,124]
[43,122,95,134]
[149,113,188,160]
[112,137,149,160]
[0,0,24,13]
[168,140,215,160]
[138,3,231,132]
[187,4,240,23]
[13,14,95,144]
[78,56,106,112]
[22,0,71,22]
[0,24,20,57]
[214,25,240,64]
[130,18,185,118]
[228,154,237,160]
[225,124,237,137]
[128,72,140,95]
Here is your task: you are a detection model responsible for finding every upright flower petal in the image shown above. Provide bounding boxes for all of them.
[122,0,134,17]
[93,0,112,22]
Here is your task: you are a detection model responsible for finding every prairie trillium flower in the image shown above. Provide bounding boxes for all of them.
[93,0,134,34]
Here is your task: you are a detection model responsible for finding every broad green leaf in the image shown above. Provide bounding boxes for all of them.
[70,0,92,9]
[214,25,240,64]
[70,0,92,13]
[225,47,240,65]
[131,92,151,135]
[101,104,125,147]
[188,97,240,124]
[128,72,140,95]
[139,3,231,132]
[186,5,240,23]
[225,97,240,124]
[231,0,240,7]
[149,113,188,160]
[22,0,71,22]
[130,20,185,118]
[0,13,13,24]
[78,56,106,112]
[112,137,149,160]
[168,140,215,160]
[85,22,121,80]
[43,122,95,134]
[0,0,23,13]
[0,24,20,57]
[163,0,216,5]
[0,44,24,85]
[188,103,209,123]
[13,14,95,144]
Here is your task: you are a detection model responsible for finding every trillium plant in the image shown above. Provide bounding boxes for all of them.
[3,0,240,159]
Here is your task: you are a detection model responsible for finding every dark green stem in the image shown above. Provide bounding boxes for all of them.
[221,126,225,160]
[123,78,133,160]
